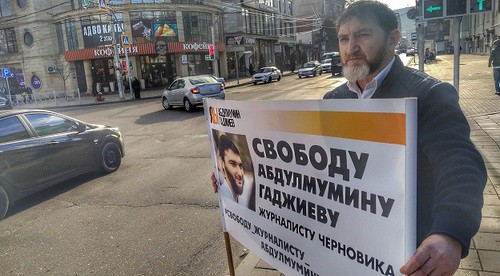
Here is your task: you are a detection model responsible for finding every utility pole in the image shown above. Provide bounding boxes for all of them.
[109,11,125,99]
[211,25,220,77]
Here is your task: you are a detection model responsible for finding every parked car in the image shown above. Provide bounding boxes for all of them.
[406,48,416,56]
[321,59,332,73]
[0,109,125,219]
[0,93,12,110]
[208,74,226,87]
[321,52,339,61]
[298,61,323,78]
[162,75,225,112]
[252,66,282,84]
[330,53,343,76]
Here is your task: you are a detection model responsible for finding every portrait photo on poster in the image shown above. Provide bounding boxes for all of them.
[212,129,256,211]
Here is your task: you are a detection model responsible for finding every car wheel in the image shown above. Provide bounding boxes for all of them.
[162,97,171,110]
[253,82,257,85]
[267,77,272,83]
[277,76,281,81]
[184,98,194,112]
[0,185,9,220]
[313,72,316,77]
[100,141,122,173]
[298,76,302,79]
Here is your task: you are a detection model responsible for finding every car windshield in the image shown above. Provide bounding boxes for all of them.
[302,63,315,68]
[258,68,272,73]
[322,59,332,64]
[188,76,218,85]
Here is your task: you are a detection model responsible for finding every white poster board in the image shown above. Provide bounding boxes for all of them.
[204,99,417,276]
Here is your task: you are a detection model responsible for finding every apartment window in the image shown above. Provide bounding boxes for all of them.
[56,22,65,53]
[287,0,293,15]
[131,0,165,3]
[183,12,212,42]
[65,19,79,50]
[23,31,33,47]
[17,0,27,9]
[0,0,13,17]
[70,0,82,10]
[0,28,18,55]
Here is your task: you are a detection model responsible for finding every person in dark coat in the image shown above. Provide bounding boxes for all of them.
[488,40,500,95]
[248,63,255,76]
[131,77,141,99]
[323,1,486,275]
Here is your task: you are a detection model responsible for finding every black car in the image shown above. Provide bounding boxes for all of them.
[330,53,343,76]
[0,110,125,219]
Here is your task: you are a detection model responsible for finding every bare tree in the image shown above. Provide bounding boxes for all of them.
[48,54,73,92]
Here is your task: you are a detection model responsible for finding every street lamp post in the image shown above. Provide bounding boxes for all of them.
[109,10,125,99]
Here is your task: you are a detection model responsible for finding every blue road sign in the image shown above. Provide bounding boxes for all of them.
[1,68,11,78]
[98,0,108,12]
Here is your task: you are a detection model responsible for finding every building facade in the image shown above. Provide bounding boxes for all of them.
[460,0,499,55]
[222,0,297,76]
[0,0,227,95]
[295,0,344,62]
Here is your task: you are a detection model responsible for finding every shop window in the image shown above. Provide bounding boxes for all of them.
[183,11,212,42]
[187,53,212,76]
[130,11,177,44]
[0,0,13,17]
[0,28,18,55]
[65,19,79,50]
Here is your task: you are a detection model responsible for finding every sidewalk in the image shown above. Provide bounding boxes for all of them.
[235,55,500,276]
[9,71,296,110]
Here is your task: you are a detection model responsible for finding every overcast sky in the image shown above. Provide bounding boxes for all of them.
[377,0,416,10]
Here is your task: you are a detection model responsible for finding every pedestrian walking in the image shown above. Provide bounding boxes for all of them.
[488,40,500,95]
[132,77,141,99]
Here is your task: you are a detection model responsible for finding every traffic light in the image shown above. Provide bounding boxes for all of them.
[446,0,467,16]
[208,45,215,60]
[470,0,493,14]
[122,61,127,71]
[423,0,444,19]
[129,61,133,71]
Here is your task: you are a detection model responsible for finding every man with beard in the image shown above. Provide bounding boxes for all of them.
[217,135,247,205]
[324,1,486,275]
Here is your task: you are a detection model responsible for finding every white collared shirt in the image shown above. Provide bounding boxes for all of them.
[347,57,395,99]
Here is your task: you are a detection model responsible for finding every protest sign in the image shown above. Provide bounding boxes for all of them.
[204,99,417,276]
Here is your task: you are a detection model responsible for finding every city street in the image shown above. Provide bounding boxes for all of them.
[0,74,343,275]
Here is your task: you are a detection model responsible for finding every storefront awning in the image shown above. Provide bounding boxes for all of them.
[64,42,227,62]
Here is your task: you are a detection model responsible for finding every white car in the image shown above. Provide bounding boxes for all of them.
[252,66,282,84]
[162,75,225,112]
[321,58,332,73]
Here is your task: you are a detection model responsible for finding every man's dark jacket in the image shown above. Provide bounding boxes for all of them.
[323,56,486,257]
[489,48,500,67]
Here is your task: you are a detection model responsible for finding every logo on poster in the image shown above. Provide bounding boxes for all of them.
[209,106,241,127]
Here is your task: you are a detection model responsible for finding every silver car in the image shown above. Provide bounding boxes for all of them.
[252,66,282,84]
[162,75,225,112]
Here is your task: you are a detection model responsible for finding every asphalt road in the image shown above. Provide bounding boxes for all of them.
[0,73,345,275]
